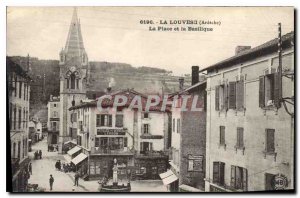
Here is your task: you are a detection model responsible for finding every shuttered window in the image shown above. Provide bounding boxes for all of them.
[236,76,244,109]
[96,114,112,127]
[237,127,244,148]
[228,82,236,109]
[177,119,180,133]
[259,76,265,107]
[266,129,275,153]
[213,161,225,186]
[220,126,225,145]
[215,86,220,111]
[224,84,228,110]
[259,73,281,108]
[231,166,248,191]
[115,114,124,127]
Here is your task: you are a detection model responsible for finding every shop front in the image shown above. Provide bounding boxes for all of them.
[134,155,168,180]
[88,154,134,181]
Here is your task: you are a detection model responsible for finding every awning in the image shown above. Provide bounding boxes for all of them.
[64,140,77,145]
[71,153,88,166]
[159,170,173,179]
[179,184,202,192]
[162,174,178,185]
[159,170,178,186]
[67,146,82,156]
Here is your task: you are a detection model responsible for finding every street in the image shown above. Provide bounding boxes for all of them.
[28,139,167,192]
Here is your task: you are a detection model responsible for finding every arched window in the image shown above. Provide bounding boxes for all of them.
[70,73,76,89]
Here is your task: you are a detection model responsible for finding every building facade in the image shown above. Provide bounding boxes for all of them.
[164,67,206,192]
[203,32,294,192]
[47,96,60,146]
[58,8,89,153]
[8,57,31,192]
[69,89,170,181]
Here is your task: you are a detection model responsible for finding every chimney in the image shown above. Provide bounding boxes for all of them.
[235,46,251,55]
[191,66,199,85]
[179,77,184,91]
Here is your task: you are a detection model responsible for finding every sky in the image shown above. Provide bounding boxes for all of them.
[6,7,294,75]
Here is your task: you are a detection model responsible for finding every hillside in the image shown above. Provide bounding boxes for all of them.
[8,56,191,117]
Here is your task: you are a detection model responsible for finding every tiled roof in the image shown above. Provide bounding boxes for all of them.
[7,57,32,80]
[199,31,294,72]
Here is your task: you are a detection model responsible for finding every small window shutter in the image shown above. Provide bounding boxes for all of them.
[230,165,236,187]
[224,84,228,110]
[213,162,219,183]
[242,168,248,191]
[259,76,265,108]
[108,115,112,127]
[150,142,153,151]
[215,86,220,111]
[240,128,244,147]
[266,129,275,152]
[229,82,236,109]
[236,77,244,109]
[273,72,281,108]
[220,162,225,185]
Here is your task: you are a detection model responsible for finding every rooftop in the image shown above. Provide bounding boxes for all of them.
[199,31,294,73]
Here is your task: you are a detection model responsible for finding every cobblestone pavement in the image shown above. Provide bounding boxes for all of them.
[27,139,168,192]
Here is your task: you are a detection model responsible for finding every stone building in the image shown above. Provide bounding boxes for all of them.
[47,96,60,146]
[58,8,89,153]
[7,57,31,192]
[202,32,294,191]
[68,89,170,181]
[161,66,206,192]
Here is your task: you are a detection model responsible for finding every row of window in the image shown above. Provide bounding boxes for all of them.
[213,162,248,191]
[94,137,128,150]
[11,138,28,160]
[219,126,275,153]
[9,105,29,131]
[215,72,281,111]
[10,74,30,101]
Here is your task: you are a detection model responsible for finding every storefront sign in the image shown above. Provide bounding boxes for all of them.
[97,128,126,135]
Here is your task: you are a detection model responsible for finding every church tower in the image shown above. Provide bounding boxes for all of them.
[58,8,89,153]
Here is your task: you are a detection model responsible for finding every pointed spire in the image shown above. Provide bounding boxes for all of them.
[64,7,86,59]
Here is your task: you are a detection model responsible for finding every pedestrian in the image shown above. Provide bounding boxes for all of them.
[58,160,61,171]
[49,174,54,191]
[74,172,79,186]
[28,163,32,175]
[55,161,59,170]
[39,150,42,159]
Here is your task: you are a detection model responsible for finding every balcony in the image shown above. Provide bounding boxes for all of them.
[91,147,133,156]
[136,150,168,159]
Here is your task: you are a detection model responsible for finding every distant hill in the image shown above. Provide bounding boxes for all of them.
[8,56,191,117]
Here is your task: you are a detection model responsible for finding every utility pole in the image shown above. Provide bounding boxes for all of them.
[278,23,282,101]
[43,73,46,101]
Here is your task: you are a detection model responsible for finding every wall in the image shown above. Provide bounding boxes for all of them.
[205,49,294,191]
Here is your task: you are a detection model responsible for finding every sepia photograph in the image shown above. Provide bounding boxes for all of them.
[6,6,295,193]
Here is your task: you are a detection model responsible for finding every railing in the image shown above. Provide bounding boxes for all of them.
[138,150,168,157]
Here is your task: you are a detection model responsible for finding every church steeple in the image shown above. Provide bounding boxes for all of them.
[62,7,87,65]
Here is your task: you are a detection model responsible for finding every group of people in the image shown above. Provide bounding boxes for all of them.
[48,144,58,152]
[34,150,42,160]
[55,160,75,173]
